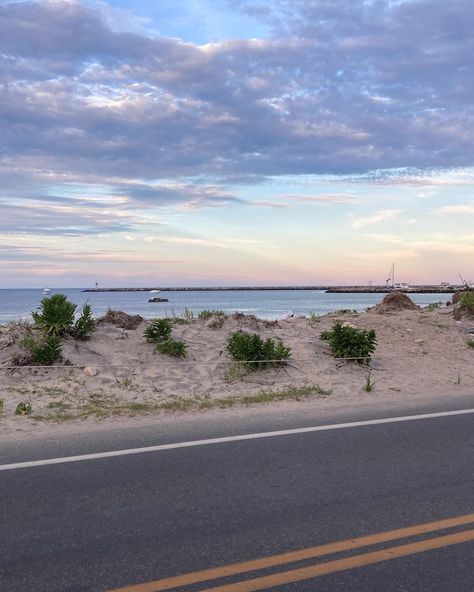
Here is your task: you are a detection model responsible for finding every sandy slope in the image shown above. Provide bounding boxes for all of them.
[1,305,473,439]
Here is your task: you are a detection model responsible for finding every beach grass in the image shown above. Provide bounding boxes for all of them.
[28,383,331,422]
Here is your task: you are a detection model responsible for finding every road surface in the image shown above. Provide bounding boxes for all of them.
[1,395,473,591]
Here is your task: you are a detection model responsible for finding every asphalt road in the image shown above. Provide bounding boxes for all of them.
[1,397,474,592]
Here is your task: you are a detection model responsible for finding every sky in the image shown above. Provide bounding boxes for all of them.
[1,0,473,288]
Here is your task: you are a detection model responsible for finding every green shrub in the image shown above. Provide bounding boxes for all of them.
[32,293,76,336]
[15,402,32,416]
[156,338,187,357]
[321,321,376,363]
[73,303,95,339]
[33,335,62,364]
[459,290,474,314]
[32,294,95,339]
[21,334,62,365]
[226,331,291,370]
[468,340,474,348]
[144,319,172,342]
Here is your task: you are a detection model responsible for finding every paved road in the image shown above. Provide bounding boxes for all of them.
[1,398,474,591]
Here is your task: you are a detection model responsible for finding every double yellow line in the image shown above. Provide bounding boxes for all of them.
[111,512,474,592]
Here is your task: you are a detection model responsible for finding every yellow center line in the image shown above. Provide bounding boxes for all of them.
[109,512,474,592]
[203,528,474,592]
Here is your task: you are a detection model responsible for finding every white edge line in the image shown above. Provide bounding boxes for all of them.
[1,408,474,472]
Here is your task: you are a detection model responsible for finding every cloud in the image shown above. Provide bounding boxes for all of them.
[436,204,474,215]
[1,0,474,255]
[363,231,474,255]
[1,0,474,189]
[0,200,138,236]
[117,182,245,208]
[279,193,357,204]
[339,167,474,186]
[352,208,402,229]
[0,168,250,236]
[249,200,289,208]
[142,234,277,251]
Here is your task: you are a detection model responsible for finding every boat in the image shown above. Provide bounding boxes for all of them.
[149,289,160,293]
[42,288,51,294]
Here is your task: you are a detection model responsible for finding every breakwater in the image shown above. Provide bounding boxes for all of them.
[83,285,462,294]
[325,286,458,294]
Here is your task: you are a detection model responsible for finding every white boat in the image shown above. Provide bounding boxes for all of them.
[149,289,160,293]
[42,288,51,294]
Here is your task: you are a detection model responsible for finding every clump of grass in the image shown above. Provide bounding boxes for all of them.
[313,383,332,396]
[116,372,136,390]
[0,399,4,414]
[363,372,376,392]
[224,362,248,383]
[77,391,121,418]
[6,319,31,329]
[307,312,320,323]
[159,395,212,412]
[35,386,67,398]
[227,331,291,370]
[144,318,187,357]
[20,334,62,365]
[8,387,29,395]
[321,321,376,364]
[32,410,79,423]
[182,306,194,322]
[208,316,225,329]
[425,302,443,311]
[156,339,187,358]
[239,384,324,405]
[144,319,172,342]
[159,384,329,413]
[468,340,474,348]
[126,401,160,412]
[47,401,72,411]
[199,309,225,319]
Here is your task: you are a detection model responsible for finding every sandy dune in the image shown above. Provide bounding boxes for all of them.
[1,301,473,439]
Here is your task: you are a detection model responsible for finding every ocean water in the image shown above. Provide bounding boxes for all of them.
[0,288,453,325]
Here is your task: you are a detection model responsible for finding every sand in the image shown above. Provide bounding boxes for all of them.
[1,301,474,440]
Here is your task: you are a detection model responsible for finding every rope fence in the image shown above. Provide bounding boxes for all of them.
[0,352,462,371]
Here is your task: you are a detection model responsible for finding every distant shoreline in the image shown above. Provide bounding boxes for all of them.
[82,285,461,294]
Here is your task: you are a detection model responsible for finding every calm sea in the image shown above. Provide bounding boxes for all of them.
[0,288,452,325]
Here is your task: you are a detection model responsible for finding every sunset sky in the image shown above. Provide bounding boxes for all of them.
[1,0,473,287]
